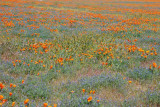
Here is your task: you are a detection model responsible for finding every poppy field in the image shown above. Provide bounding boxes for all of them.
[0,0,160,106]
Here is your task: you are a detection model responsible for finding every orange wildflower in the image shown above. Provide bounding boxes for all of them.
[71,90,74,93]
[153,62,157,68]
[13,84,16,88]
[0,95,4,100]
[45,49,48,53]
[144,56,147,59]
[50,65,53,69]
[155,52,157,55]
[0,83,5,90]
[149,64,152,69]
[2,99,7,104]
[54,104,57,107]
[22,80,24,84]
[102,62,108,65]
[13,63,16,67]
[128,81,132,83]
[82,89,85,93]
[158,66,160,69]
[12,102,15,107]
[93,90,95,94]
[87,96,92,102]
[97,100,100,103]
[43,103,48,107]
[24,99,29,104]
[9,92,13,96]
[134,39,137,42]
[150,53,153,55]
[10,83,13,88]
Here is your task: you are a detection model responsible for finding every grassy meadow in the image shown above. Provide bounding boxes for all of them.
[0,0,160,106]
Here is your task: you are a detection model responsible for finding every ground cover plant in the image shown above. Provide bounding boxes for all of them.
[0,0,160,106]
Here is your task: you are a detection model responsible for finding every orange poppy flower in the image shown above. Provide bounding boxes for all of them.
[60,63,63,66]
[93,90,95,94]
[153,62,157,68]
[155,52,157,55]
[13,84,16,88]
[89,90,92,94]
[128,81,132,83]
[0,83,5,90]
[9,92,13,96]
[13,63,16,67]
[12,102,15,107]
[45,49,48,53]
[144,56,147,59]
[87,96,92,102]
[150,53,153,55]
[43,103,48,107]
[2,99,7,104]
[0,95,4,100]
[50,65,53,69]
[10,83,13,88]
[24,99,29,104]
[82,89,85,93]
[97,100,100,103]
[149,64,152,69]
[54,104,57,107]
[22,80,24,84]
[71,90,74,93]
